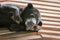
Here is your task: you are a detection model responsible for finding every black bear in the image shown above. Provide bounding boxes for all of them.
[0,3,42,32]
[21,3,42,32]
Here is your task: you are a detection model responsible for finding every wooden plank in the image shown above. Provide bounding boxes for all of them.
[39,10,60,14]
[42,27,60,31]
[42,21,60,25]
[0,32,37,39]
[0,29,37,36]
[0,30,9,33]
[34,0,60,4]
[43,23,60,26]
[41,12,60,15]
[42,17,60,22]
[42,34,60,39]
[0,0,7,2]
[42,37,60,40]
[39,30,60,34]
[42,19,60,22]
[42,15,60,19]
[41,13,60,17]
[39,32,60,36]
[42,25,60,29]
[38,8,60,12]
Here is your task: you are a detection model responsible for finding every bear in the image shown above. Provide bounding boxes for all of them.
[0,3,42,32]
[21,3,42,32]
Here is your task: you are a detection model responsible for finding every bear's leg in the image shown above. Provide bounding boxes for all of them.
[8,24,20,32]
[8,22,26,32]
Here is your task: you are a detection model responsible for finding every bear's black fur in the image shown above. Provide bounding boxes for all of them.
[0,4,24,32]
[0,6,15,28]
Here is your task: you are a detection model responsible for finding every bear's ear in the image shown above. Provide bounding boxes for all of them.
[27,3,33,8]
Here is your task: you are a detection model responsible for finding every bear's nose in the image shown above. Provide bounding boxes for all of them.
[34,26,37,30]
[33,26,40,32]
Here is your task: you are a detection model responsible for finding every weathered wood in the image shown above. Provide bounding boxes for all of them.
[0,0,60,40]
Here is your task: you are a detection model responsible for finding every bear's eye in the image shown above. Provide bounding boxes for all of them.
[30,14,35,17]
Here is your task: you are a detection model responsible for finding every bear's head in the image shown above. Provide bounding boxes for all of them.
[21,3,42,31]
